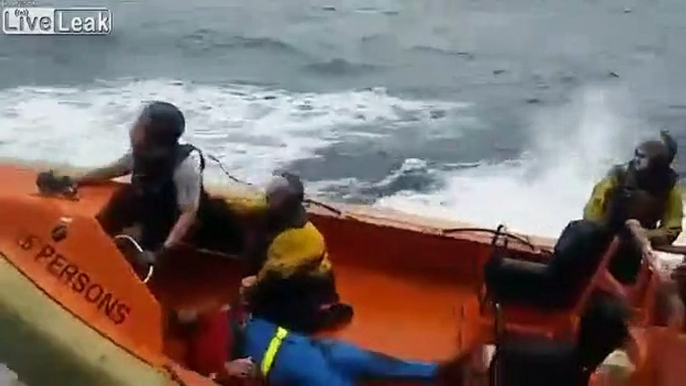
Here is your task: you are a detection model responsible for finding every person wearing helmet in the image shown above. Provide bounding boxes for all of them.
[71,101,207,264]
[241,173,353,335]
[583,131,683,284]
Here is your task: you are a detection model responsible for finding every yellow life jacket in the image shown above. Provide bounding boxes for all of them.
[258,221,332,280]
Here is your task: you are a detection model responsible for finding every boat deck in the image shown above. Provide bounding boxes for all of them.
[332,264,480,361]
[152,250,483,363]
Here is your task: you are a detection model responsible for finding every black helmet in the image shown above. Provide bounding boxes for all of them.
[140,101,185,147]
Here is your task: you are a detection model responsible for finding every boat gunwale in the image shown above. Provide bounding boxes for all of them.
[2,159,556,254]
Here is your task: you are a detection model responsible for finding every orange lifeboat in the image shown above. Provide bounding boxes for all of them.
[0,162,684,386]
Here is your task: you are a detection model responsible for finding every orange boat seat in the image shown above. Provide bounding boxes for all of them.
[480,222,620,341]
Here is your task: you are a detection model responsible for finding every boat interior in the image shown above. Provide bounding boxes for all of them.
[140,192,507,363]
[2,164,686,384]
[147,194,583,364]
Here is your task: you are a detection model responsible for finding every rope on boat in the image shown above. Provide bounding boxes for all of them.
[303,198,344,216]
[206,153,347,218]
[441,226,547,253]
[206,154,257,187]
[113,234,154,284]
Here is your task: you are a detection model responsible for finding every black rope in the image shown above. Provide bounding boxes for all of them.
[206,154,254,186]
[441,226,543,252]
[206,154,344,217]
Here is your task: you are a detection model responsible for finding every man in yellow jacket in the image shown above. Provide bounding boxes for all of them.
[242,173,352,334]
[583,132,683,284]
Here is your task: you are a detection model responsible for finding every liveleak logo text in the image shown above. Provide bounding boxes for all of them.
[2,7,112,35]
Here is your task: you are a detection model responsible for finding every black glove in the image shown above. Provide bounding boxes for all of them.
[36,171,77,197]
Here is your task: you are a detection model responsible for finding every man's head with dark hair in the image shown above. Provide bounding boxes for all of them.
[130,101,185,153]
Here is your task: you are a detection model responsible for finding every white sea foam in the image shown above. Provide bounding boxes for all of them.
[0,79,461,187]
[2,81,683,264]
[377,87,648,237]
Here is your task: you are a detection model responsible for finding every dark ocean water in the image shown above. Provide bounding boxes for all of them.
[1,0,685,171]
[1,0,685,189]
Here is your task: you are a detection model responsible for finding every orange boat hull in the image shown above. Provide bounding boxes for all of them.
[0,162,684,385]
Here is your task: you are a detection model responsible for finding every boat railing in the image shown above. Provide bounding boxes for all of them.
[34,170,80,201]
[441,226,549,255]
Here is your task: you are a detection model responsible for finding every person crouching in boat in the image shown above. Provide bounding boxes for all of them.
[241,173,353,334]
[583,131,682,287]
[75,101,208,265]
